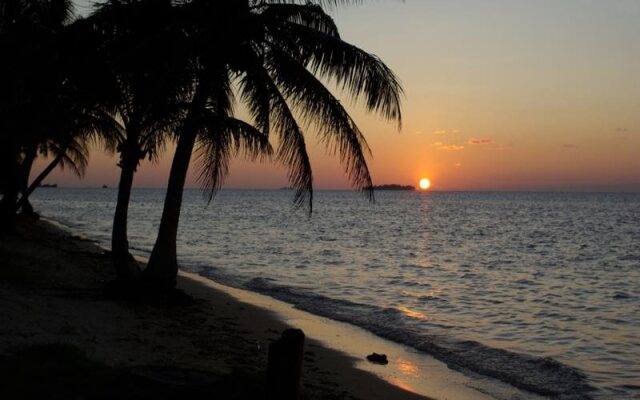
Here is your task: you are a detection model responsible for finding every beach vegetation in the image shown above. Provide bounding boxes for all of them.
[142,0,403,291]
[0,0,75,231]
[0,0,402,296]
[0,0,104,231]
[84,0,193,281]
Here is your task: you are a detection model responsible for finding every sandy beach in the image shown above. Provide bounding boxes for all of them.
[0,218,438,399]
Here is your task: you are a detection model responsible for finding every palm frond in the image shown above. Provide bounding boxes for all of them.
[260,3,340,37]
[90,110,127,154]
[42,0,75,27]
[51,135,90,178]
[206,67,236,117]
[194,114,272,203]
[267,48,374,199]
[268,22,403,126]
[238,55,314,210]
[269,88,314,210]
[258,1,367,9]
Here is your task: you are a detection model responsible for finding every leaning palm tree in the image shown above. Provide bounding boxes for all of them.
[142,0,402,290]
[18,137,89,211]
[13,94,99,216]
[16,104,114,213]
[0,0,76,232]
[86,0,193,281]
[16,15,116,211]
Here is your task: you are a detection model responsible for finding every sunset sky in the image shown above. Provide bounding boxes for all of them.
[38,0,640,191]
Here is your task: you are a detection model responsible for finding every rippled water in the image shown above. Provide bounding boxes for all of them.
[31,189,640,399]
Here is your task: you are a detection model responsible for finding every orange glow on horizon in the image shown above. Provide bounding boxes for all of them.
[28,2,640,193]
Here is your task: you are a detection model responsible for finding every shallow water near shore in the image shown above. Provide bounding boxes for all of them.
[182,270,547,400]
[32,189,640,399]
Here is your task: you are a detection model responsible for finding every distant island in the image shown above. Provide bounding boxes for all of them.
[371,184,415,191]
[38,183,57,188]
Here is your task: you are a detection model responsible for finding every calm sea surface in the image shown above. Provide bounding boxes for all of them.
[31,189,640,399]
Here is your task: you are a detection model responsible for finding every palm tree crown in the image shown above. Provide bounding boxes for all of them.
[142,0,402,288]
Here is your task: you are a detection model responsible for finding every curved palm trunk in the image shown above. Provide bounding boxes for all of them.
[142,127,197,289]
[17,152,64,211]
[0,188,18,234]
[111,151,142,281]
[21,198,35,216]
[143,82,209,290]
[19,146,37,215]
[1,143,20,233]
[20,195,35,216]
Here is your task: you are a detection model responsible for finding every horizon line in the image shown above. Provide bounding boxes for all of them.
[40,186,640,194]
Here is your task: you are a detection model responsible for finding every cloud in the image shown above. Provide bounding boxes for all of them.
[442,144,465,151]
[467,138,492,145]
[433,129,461,135]
[563,143,577,149]
[432,142,464,151]
[614,127,628,133]
[462,136,512,150]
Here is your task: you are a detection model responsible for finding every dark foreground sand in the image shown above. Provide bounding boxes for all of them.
[0,219,429,400]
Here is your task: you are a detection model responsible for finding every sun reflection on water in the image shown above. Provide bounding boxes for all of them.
[389,358,421,393]
[398,306,428,319]
[397,358,419,376]
[389,377,414,393]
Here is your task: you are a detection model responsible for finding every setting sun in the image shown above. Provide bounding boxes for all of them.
[419,178,431,190]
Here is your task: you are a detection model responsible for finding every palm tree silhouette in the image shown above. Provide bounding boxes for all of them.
[142,0,402,290]
[2,1,115,223]
[0,0,77,232]
[17,117,94,213]
[86,0,193,280]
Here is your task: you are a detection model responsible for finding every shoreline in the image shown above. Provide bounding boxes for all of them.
[1,218,541,399]
[181,272,544,400]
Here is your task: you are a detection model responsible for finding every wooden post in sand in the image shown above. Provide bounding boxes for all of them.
[266,328,305,400]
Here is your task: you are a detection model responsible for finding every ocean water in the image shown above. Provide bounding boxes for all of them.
[31,189,640,399]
